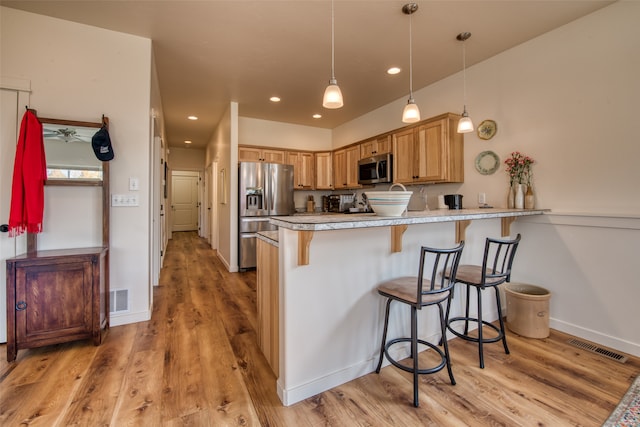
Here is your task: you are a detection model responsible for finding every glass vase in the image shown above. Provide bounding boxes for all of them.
[515,184,525,209]
[525,185,535,209]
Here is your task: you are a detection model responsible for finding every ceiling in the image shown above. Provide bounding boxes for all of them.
[2,1,614,149]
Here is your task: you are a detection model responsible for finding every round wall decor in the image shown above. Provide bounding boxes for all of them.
[475,150,500,175]
[477,119,497,140]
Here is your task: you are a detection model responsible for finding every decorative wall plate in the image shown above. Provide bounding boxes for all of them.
[477,119,497,140]
[475,150,500,175]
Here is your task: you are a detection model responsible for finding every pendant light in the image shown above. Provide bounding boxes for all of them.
[402,3,420,123]
[323,0,343,109]
[456,32,474,133]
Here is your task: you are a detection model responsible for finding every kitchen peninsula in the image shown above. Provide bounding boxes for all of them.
[259,208,546,406]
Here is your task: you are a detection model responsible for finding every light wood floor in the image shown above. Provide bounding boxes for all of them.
[2,231,639,426]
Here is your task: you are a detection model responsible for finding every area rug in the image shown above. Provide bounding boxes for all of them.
[603,375,640,427]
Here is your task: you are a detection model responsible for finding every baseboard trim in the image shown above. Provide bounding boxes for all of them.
[110,310,151,327]
[549,318,640,358]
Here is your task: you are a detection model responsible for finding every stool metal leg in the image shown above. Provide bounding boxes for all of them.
[494,286,510,355]
[375,298,392,373]
[438,302,456,385]
[411,306,419,407]
[477,286,485,368]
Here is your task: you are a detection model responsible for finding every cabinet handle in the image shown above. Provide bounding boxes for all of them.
[16,301,27,311]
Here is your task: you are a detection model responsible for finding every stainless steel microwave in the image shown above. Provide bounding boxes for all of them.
[358,153,393,185]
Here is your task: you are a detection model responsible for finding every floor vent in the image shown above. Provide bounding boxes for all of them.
[567,339,628,363]
[110,289,129,313]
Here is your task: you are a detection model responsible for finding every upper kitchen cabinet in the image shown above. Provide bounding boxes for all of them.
[286,151,314,190]
[393,113,464,184]
[239,146,286,163]
[360,135,391,158]
[333,145,361,189]
[314,152,333,190]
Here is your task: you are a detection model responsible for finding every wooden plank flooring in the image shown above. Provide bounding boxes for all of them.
[1,231,639,426]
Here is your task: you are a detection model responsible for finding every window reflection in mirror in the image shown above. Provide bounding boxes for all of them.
[41,118,104,182]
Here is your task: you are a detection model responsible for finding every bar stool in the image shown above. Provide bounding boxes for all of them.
[375,242,464,407]
[444,234,521,369]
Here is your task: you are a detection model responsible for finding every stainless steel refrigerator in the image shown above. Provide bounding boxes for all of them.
[238,162,294,270]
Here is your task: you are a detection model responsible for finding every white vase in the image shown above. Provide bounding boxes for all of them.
[515,184,525,209]
[507,184,515,209]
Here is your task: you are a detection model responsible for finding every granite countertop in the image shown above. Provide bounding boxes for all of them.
[270,208,548,231]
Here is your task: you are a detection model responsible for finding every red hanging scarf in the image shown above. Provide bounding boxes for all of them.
[8,110,47,237]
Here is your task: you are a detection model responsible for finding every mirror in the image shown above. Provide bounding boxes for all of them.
[41,117,105,182]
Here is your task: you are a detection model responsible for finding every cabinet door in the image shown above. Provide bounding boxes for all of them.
[239,146,263,162]
[288,152,314,190]
[345,146,361,188]
[262,149,286,164]
[15,260,93,345]
[239,146,286,163]
[333,149,347,189]
[393,128,417,184]
[416,119,447,182]
[360,135,391,158]
[315,152,333,190]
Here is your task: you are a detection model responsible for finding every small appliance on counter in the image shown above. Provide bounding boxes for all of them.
[326,194,355,212]
[444,194,463,210]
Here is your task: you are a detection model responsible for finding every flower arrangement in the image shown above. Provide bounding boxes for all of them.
[504,151,534,186]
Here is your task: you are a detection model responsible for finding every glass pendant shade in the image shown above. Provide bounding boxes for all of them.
[456,32,474,134]
[323,79,344,109]
[457,108,474,133]
[402,98,421,123]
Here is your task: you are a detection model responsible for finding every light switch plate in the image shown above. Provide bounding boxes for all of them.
[129,177,139,191]
[112,194,139,207]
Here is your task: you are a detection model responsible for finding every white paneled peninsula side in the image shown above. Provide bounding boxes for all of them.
[259,208,546,406]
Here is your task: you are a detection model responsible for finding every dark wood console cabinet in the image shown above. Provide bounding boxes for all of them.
[6,247,108,362]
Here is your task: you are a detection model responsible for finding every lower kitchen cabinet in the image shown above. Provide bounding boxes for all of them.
[5,247,108,362]
[256,238,279,376]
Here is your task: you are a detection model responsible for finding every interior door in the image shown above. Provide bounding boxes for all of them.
[1,86,30,343]
[171,171,199,232]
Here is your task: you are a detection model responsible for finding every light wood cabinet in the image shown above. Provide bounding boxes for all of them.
[360,135,391,158]
[314,152,333,190]
[6,248,108,362]
[256,238,279,376]
[333,145,361,189]
[393,113,464,184]
[286,151,314,190]
[239,146,286,163]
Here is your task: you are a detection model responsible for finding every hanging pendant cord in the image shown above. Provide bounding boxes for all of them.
[331,0,336,80]
[409,11,413,97]
[462,41,467,107]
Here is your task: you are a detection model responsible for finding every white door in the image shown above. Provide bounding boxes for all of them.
[171,171,199,232]
[1,85,30,343]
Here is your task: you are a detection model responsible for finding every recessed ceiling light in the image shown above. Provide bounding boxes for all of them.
[270,96,281,102]
[187,115,198,120]
[184,140,192,144]
[387,67,401,75]
[313,114,322,119]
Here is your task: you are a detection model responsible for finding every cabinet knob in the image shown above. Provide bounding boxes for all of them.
[16,301,27,311]
[0,224,9,233]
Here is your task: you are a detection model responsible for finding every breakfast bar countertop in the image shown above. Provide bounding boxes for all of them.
[271,208,548,231]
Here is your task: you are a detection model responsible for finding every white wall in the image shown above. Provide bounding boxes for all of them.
[169,146,206,170]
[239,117,332,151]
[1,7,153,325]
[206,103,238,271]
